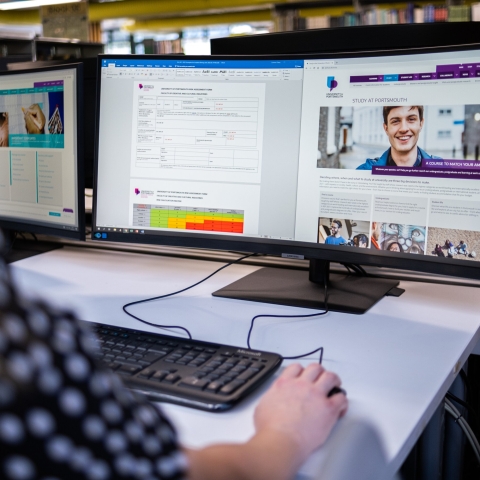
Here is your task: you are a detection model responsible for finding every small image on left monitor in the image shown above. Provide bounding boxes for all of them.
[0,63,85,259]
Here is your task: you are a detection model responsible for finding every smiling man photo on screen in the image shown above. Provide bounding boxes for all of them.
[356,105,441,170]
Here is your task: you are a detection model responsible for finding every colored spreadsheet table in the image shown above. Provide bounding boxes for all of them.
[133,204,244,233]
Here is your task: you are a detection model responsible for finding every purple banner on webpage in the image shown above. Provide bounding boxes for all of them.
[372,166,480,180]
[423,159,480,170]
[33,80,64,87]
[350,75,384,83]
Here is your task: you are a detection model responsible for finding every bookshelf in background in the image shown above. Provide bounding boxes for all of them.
[274,1,480,31]
[143,38,183,54]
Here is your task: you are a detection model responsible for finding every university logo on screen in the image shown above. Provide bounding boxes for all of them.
[326,76,343,98]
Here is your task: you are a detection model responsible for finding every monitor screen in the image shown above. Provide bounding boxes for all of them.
[93,46,480,283]
[0,64,84,240]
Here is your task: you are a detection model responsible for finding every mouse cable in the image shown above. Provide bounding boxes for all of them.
[123,252,330,364]
[247,269,329,364]
[122,252,259,339]
[456,368,480,434]
[341,263,367,276]
[445,397,480,465]
[446,391,480,436]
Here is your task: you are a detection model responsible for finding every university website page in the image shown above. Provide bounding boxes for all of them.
[0,68,79,231]
[296,50,480,263]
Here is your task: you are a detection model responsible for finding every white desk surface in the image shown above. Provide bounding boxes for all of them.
[9,246,480,478]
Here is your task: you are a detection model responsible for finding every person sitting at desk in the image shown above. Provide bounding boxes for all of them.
[0,230,347,480]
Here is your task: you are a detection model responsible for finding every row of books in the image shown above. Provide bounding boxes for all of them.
[277,3,480,31]
[142,39,183,54]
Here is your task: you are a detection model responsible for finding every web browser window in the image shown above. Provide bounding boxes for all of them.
[296,49,480,261]
[0,67,79,233]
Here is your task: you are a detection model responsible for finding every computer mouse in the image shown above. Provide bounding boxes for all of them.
[328,387,347,398]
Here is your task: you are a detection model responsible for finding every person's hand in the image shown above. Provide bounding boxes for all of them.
[254,363,348,462]
[23,104,45,134]
[0,112,8,146]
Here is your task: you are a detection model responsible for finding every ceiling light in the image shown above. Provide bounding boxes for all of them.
[0,0,81,11]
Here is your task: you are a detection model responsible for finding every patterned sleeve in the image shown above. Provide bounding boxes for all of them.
[0,239,188,480]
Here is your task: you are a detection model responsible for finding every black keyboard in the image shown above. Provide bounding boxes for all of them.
[83,321,283,412]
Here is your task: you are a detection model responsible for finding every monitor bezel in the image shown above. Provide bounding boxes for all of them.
[0,63,85,241]
[93,44,480,280]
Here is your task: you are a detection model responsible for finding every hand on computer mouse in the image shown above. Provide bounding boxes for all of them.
[253,363,348,465]
[328,386,347,397]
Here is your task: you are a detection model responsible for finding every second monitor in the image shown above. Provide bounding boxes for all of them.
[0,63,85,258]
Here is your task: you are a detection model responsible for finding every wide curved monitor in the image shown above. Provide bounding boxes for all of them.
[210,22,480,56]
[0,63,85,241]
[93,46,480,312]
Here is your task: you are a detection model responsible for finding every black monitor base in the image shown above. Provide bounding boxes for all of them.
[212,260,400,314]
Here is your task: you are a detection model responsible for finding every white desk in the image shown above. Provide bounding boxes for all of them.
[9,246,480,478]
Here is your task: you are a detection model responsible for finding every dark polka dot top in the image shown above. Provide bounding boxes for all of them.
[0,231,187,480]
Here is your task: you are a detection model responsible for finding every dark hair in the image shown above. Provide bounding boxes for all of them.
[331,219,342,228]
[383,106,424,124]
[387,241,403,252]
[354,233,368,246]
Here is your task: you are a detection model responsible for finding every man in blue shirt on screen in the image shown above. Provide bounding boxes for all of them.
[325,219,347,245]
[356,105,440,170]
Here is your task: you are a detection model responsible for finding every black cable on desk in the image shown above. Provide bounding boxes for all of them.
[246,268,329,364]
[122,253,259,338]
[122,256,373,366]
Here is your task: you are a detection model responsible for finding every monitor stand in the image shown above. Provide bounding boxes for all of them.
[3,229,63,264]
[212,259,401,314]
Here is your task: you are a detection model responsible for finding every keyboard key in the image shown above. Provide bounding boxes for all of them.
[114,358,138,366]
[138,368,155,378]
[179,377,209,389]
[143,352,163,363]
[148,347,169,355]
[164,373,180,383]
[238,360,252,368]
[231,366,246,373]
[206,380,226,392]
[250,365,265,373]
[205,361,222,368]
[219,380,246,395]
[236,368,258,381]
[189,360,204,367]
[118,364,141,375]
[152,370,169,381]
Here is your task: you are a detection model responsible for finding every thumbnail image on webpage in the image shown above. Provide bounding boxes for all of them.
[0,84,64,149]
[317,104,480,172]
